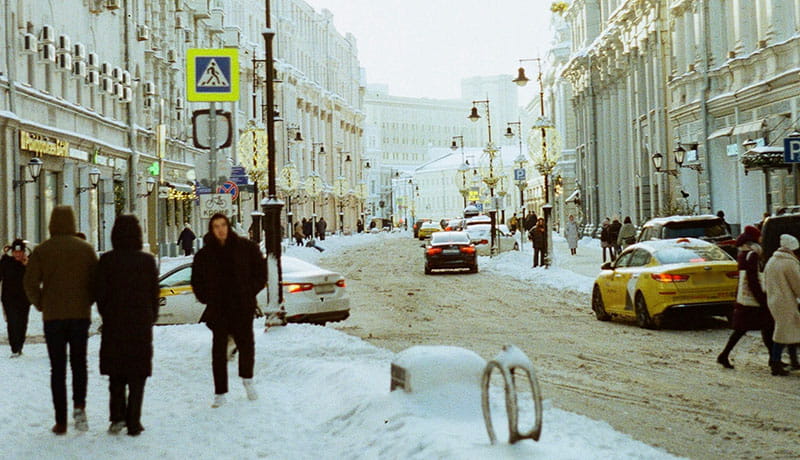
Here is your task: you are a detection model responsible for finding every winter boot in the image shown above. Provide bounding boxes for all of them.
[716,354,734,369]
[769,361,789,376]
[243,378,258,401]
[211,394,226,408]
[108,421,126,435]
[73,407,89,432]
[790,353,800,370]
[51,423,67,435]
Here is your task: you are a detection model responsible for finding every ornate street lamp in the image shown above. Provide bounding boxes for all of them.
[507,121,528,224]
[137,176,157,197]
[238,120,268,243]
[13,157,44,188]
[468,99,499,256]
[76,167,102,194]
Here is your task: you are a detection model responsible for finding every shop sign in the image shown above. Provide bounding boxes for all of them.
[20,130,68,157]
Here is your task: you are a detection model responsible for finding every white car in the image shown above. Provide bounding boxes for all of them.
[463,224,519,256]
[157,256,350,326]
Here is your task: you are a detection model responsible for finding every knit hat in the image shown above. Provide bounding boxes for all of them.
[10,239,25,252]
[779,234,799,251]
[735,225,761,246]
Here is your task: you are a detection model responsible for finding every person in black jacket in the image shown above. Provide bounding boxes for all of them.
[1,239,31,357]
[94,215,159,436]
[608,217,622,259]
[191,213,267,408]
[529,218,547,267]
[177,223,196,256]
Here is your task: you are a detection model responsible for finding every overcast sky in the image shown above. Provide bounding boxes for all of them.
[304,0,554,102]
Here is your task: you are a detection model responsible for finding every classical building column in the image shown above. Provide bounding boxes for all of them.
[767,0,792,43]
[733,0,757,55]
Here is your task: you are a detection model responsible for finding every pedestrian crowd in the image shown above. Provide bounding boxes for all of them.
[0,207,267,437]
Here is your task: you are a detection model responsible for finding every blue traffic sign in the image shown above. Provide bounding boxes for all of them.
[217,180,239,200]
[514,168,526,181]
[783,137,800,163]
[186,49,239,102]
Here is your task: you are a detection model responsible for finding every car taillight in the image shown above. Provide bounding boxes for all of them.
[426,247,443,255]
[479,239,488,245]
[651,273,690,282]
[726,271,739,279]
[460,246,476,254]
[445,226,452,231]
[335,279,346,288]
[282,282,313,293]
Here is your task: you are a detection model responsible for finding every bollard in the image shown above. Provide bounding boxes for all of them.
[481,344,543,444]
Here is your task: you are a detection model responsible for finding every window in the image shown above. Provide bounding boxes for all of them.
[160,266,192,287]
[614,251,634,268]
[655,245,731,265]
[628,249,651,267]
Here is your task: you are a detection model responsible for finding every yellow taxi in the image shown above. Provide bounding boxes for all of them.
[591,238,738,329]
[417,221,443,240]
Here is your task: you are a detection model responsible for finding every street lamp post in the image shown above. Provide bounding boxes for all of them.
[308,142,325,242]
[506,121,528,226]
[262,2,285,327]
[514,58,556,267]
[468,99,499,256]
[334,150,351,234]
[451,135,470,208]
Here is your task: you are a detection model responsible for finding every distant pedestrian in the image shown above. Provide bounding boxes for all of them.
[608,217,622,258]
[177,223,196,256]
[600,218,613,262]
[530,218,547,267]
[1,239,31,357]
[191,213,266,408]
[24,206,98,435]
[763,234,800,376]
[509,213,519,233]
[293,222,304,246]
[93,215,158,435]
[302,218,312,241]
[564,215,580,256]
[617,216,637,250]
[717,210,732,235]
[317,217,327,240]
[357,219,364,233]
[716,226,775,370]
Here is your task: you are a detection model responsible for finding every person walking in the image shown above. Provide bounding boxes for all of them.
[564,215,580,256]
[93,215,158,435]
[600,218,613,262]
[617,216,637,250]
[1,239,31,357]
[191,213,266,408]
[716,226,775,370]
[763,234,800,376]
[302,218,312,241]
[608,217,622,258]
[317,217,327,240]
[509,213,519,234]
[717,210,732,235]
[293,221,304,246]
[177,223,196,256]
[24,206,98,435]
[530,218,547,267]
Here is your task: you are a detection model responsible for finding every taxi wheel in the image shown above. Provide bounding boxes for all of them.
[424,265,432,275]
[469,264,478,274]
[635,292,658,329]
[591,285,611,321]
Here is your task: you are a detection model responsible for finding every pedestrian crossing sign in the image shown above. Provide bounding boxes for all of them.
[186,49,239,102]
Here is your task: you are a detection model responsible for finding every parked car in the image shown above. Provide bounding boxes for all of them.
[761,211,800,261]
[463,223,519,256]
[637,214,735,257]
[157,256,350,326]
[444,218,465,231]
[423,231,478,274]
[418,221,443,240]
[591,238,737,329]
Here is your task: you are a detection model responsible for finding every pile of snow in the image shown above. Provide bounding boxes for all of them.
[0,323,680,459]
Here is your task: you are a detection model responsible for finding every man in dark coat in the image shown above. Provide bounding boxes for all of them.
[523,212,538,232]
[191,213,266,408]
[317,217,327,240]
[0,239,31,357]
[24,206,98,435]
[94,215,159,436]
[302,218,312,241]
[177,223,196,256]
[529,217,547,267]
[608,217,622,259]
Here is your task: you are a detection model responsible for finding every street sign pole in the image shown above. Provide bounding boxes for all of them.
[209,101,217,192]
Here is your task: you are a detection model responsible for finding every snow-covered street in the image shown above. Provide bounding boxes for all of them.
[0,232,688,459]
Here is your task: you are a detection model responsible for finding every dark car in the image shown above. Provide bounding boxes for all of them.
[423,231,477,274]
[761,212,800,262]
[637,215,736,257]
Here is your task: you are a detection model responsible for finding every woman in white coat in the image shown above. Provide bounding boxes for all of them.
[564,215,580,256]
[763,234,800,376]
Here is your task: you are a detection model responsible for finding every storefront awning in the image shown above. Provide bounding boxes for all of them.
[565,189,581,203]
[732,119,766,136]
[746,146,784,155]
[707,126,733,140]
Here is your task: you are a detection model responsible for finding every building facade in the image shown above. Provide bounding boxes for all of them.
[0,0,367,252]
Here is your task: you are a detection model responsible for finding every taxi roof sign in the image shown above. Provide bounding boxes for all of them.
[186,49,239,102]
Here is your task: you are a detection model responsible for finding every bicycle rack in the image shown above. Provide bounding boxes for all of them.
[481,344,543,444]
